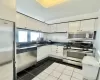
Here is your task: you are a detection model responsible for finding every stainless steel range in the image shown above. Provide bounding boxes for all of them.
[63,40,93,66]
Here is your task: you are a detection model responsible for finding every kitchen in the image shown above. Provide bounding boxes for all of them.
[0,0,100,80]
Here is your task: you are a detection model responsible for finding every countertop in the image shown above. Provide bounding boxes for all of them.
[17,42,68,50]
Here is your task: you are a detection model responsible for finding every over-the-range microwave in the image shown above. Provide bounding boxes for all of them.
[68,31,96,40]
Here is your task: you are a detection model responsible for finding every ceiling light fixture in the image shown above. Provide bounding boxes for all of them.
[36,0,67,8]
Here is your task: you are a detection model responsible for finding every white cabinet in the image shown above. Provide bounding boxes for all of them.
[50,24,57,32]
[39,23,48,32]
[80,19,96,31]
[82,56,99,80]
[37,45,51,61]
[0,1,15,22]
[42,24,50,32]
[57,23,69,32]
[68,21,80,32]
[16,13,27,28]
[50,45,63,58]
[2,0,16,9]
[50,23,68,32]
[26,17,39,30]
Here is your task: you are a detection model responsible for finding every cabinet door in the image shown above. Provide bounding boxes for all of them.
[50,24,57,32]
[37,46,51,61]
[68,21,80,32]
[57,23,68,32]
[51,45,57,52]
[57,46,63,57]
[57,46,63,53]
[16,13,27,28]
[0,1,15,21]
[51,45,57,56]
[39,23,47,32]
[43,24,50,32]
[80,19,95,31]
[27,17,39,30]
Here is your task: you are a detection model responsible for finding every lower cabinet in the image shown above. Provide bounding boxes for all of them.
[37,45,51,62]
[50,45,63,59]
[37,45,64,62]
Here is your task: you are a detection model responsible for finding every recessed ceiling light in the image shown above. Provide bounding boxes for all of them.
[36,0,67,8]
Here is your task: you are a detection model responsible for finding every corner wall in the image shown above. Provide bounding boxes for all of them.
[94,10,100,80]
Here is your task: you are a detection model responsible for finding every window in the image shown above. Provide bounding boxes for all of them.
[30,32,40,41]
[18,31,28,42]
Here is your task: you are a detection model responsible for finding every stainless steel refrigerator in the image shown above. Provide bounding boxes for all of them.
[0,19,15,80]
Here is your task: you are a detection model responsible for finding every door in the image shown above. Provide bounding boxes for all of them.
[57,23,69,32]
[0,19,14,80]
[69,21,80,32]
[80,19,95,31]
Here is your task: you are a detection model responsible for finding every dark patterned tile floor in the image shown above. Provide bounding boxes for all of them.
[17,59,54,80]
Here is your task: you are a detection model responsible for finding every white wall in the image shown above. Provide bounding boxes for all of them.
[94,10,100,80]
[47,33,68,42]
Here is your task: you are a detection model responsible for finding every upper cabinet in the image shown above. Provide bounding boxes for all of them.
[40,24,50,32]
[57,23,69,32]
[0,0,16,21]
[26,17,40,30]
[68,19,96,32]
[50,24,57,32]
[80,19,96,32]
[68,21,80,32]
[2,0,16,9]
[50,23,69,32]
[16,13,27,28]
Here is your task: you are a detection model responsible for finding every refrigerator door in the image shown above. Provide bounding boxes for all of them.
[0,19,14,80]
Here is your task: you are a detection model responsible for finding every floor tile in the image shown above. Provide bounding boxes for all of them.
[66,66,74,71]
[43,67,54,74]
[50,70,62,78]
[29,68,42,76]
[48,62,60,70]
[71,77,80,80]
[17,70,28,79]
[36,72,49,80]
[32,77,41,80]
[20,73,35,80]
[45,75,58,80]
[41,60,54,69]
[72,72,83,80]
[55,64,66,73]
[59,64,67,69]
[59,74,71,80]
[25,66,36,72]
[74,68,82,74]
[63,69,73,76]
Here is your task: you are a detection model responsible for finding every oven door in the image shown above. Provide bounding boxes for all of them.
[67,51,86,62]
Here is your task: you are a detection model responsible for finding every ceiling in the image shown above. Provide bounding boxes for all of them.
[17,0,100,23]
